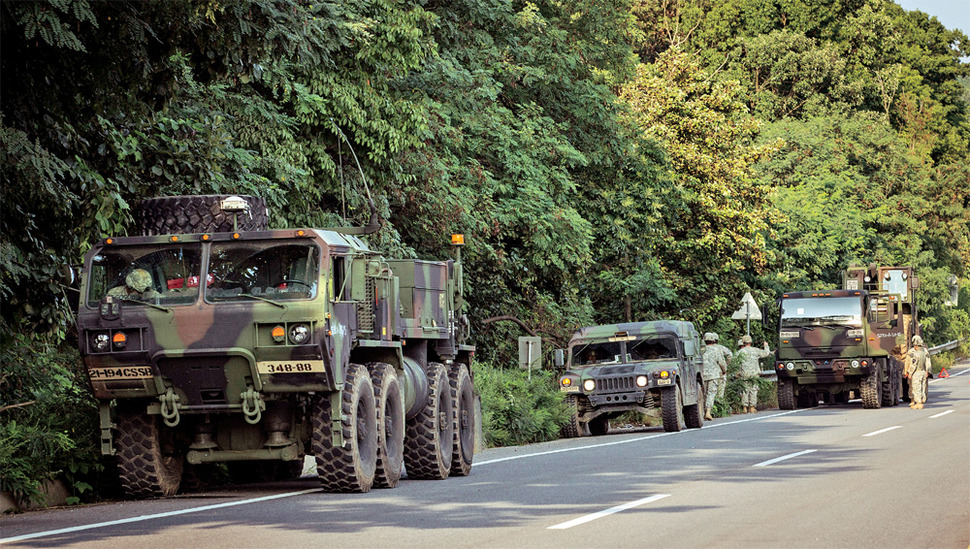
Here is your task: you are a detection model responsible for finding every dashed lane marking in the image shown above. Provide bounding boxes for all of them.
[547,494,671,530]
[862,425,902,437]
[753,449,818,467]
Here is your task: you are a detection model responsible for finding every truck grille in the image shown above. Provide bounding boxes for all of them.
[595,375,636,393]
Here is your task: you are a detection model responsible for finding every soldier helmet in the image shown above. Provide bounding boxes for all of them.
[741,334,753,345]
[126,269,153,293]
[703,332,716,343]
[911,335,924,347]
[737,339,743,347]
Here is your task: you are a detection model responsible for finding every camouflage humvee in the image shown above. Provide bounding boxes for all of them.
[77,195,475,497]
[774,266,919,409]
[555,321,705,435]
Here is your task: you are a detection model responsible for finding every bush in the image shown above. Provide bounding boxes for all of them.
[0,333,101,508]
[474,362,570,447]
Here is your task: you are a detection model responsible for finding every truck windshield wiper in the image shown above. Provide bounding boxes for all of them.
[238,293,288,309]
[117,296,173,314]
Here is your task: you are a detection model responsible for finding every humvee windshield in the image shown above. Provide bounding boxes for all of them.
[206,241,320,301]
[780,296,863,327]
[572,336,678,366]
[86,244,203,307]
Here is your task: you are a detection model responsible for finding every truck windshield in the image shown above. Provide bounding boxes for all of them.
[628,337,678,360]
[572,342,624,366]
[780,297,863,327]
[206,241,320,301]
[86,244,203,307]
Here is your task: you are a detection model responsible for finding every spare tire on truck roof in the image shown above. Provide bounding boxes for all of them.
[133,195,270,235]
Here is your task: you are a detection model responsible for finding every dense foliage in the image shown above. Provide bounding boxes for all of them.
[2,0,968,502]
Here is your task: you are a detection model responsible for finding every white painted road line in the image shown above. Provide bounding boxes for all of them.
[929,409,954,419]
[863,426,902,437]
[753,449,817,467]
[0,489,320,545]
[547,494,671,530]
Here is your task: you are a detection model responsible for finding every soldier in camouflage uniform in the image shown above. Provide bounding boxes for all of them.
[714,333,733,400]
[702,332,730,420]
[737,334,772,413]
[108,268,160,300]
[906,335,931,409]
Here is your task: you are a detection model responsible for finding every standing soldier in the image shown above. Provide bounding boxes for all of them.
[702,333,729,420]
[906,335,932,409]
[713,333,733,400]
[737,335,772,413]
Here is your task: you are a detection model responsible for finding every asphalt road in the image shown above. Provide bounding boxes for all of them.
[3,364,968,548]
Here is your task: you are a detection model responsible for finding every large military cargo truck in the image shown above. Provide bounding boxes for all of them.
[774,265,919,409]
[76,195,475,497]
[555,321,705,435]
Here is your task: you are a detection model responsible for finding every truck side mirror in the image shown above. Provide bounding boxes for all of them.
[553,349,565,369]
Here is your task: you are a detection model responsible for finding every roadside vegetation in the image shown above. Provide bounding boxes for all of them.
[2,0,968,506]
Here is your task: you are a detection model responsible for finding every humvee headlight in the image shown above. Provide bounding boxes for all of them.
[786,362,794,370]
[289,323,310,344]
[583,379,596,392]
[636,375,648,387]
[112,332,127,349]
[271,325,286,343]
[850,360,860,368]
[91,332,110,352]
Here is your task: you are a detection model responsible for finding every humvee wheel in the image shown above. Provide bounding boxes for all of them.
[369,362,405,488]
[661,385,685,432]
[312,363,378,492]
[684,378,704,429]
[561,395,585,438]
[448,363,475,476]
[777,379,796,410]
[588,414,610,436]
[404,362,454,479]
[860,369,882,409]
[115,406,183,498]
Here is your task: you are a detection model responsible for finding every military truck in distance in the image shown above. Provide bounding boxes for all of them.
[76,195,475,498]
[555,321,705,435]
[774,266,918,409]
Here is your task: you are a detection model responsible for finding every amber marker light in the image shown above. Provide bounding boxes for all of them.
[170,236,179,242]
[202,234,210,241]
[271,325,286,343]
[451,234,465,245]
[295,230,307,237]
[561,378,572,387]
[660,370,669,379]
[105,238,114,245]
[232,233,241,240]
[112,332,127,349]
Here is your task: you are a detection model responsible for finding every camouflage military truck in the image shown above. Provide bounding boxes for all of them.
[774,265,919,409]
[76,195,476,497]
[554,321,705,435]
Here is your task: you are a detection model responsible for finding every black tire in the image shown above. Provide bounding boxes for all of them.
[560,395,585,438]
[881,363,897,407]
[311,363,378,493]
[404,362,454,480]
[115,407,183,498]
[369,362,405,488]
[777,378,796,410]
[860,368,882,409]
[661,384,685,432]
[133,195,270,236]
[448,363,475,477]
[588,414,610,436]
[684,378,704,429]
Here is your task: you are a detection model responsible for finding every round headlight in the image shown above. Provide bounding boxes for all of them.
[289,324,310,344]
[636,375,648,387]
[91,332,110,352]
[786,362,794,370]
[850,360,860,368]
[583,379,596,392]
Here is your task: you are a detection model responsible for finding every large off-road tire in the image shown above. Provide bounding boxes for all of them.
[448,363,475,477]
[404,362,454,480]
[661,384,685,432]
[115,407,183,498]
[860,368,882,409]
[560,394,585,438]
[588,414,610,436]
[133,195,270,236]
[684,378,704,429]
[311,363,378,492]
[369,362,405,488]
[777,378,796,410]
